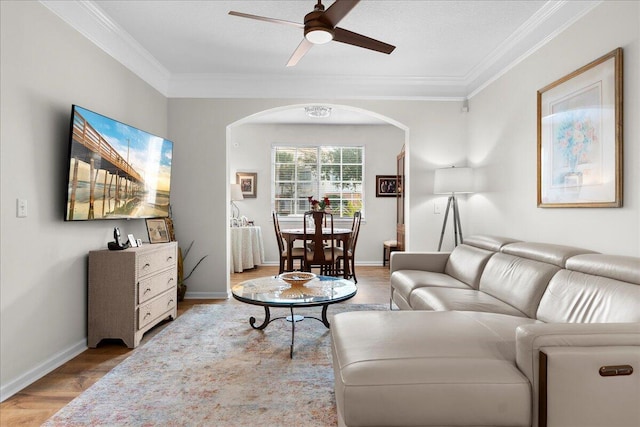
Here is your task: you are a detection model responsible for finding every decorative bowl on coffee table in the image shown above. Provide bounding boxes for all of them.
[279,272,316,287]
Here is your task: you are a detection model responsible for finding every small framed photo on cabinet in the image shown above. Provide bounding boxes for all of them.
[146,219,170,244]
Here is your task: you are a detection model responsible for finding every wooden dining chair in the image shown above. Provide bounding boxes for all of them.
[335,211,362,283]
[272,211,304,273]
[302,211,337,276]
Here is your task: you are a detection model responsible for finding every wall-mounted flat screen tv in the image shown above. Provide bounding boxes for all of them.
[65,105,173,221]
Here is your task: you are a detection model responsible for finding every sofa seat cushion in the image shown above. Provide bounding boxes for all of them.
[331,311,539,427]
[391,270,472,306]
[409,287,528,317]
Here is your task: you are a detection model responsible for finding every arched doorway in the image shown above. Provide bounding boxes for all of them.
[226,104,410,285]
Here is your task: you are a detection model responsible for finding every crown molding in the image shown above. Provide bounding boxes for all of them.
[40,0,602,101]
[167,73,468,100]
[40,0,171,95]
[467,0,602,98]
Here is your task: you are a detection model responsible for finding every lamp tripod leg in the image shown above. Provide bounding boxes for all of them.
[438,196,454,251]
[453,196,463,245]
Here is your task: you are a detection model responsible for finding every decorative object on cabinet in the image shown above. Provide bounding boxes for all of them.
[376,175,398,197]
[230,183,244,218]
[537,47,622,208]
[164,216,176,241]
[177,240,208,301]
[434,166,474,251]
[146,218,170,243]
[236,172,257,198]
[107,226,130,250]
[88,242,178,348]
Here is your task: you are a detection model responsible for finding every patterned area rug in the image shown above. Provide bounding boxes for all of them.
[44,302,386,426]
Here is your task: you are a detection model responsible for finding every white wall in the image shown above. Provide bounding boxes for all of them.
[168,98,467,298]
[5,0,636,404]
[0,2,168,399]
[229,122,405,264]
[467,0,640,256]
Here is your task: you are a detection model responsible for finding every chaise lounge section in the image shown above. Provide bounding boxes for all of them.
[331,236,640,427]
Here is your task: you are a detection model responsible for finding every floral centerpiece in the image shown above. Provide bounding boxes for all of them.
[308,195,330,211]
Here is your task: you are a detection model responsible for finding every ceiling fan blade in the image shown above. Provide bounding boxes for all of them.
[333,27,395,54]
[323,0,360,27]
[228,11,303,29]
[286,39,314,67]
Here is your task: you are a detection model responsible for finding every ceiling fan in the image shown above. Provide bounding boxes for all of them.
[229,0,395,67]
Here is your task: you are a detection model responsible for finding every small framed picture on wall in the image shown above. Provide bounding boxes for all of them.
[236,172,257,198]
[376,175,398,197]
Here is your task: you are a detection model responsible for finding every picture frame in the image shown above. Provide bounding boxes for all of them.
[127,234,137,247]
[236,172,257,198]
[146,218,170,243]
[537,48,623,208]
[376,175,398,197]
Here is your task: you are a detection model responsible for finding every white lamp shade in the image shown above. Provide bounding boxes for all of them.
[230,184,244,201]
[433,167,474,194]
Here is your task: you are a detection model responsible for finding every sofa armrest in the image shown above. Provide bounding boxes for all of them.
[516,323,640,427]
[389,252,450,274]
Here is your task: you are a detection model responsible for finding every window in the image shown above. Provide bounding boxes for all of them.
[272,146,364,218]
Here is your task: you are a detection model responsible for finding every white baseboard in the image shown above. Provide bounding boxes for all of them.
[1,338,87,402]
[184,291,230,299]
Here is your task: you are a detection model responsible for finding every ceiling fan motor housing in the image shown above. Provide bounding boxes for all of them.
[304,10,335,44]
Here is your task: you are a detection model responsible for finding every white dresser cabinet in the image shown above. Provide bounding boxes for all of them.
[88,242,178,348]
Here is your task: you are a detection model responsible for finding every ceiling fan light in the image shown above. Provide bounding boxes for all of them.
[305,28,333,44]
[305,106,332,118]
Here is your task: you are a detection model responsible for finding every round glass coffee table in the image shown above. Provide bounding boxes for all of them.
[231,275,357,357]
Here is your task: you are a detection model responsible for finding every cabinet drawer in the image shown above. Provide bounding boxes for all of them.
[138,290,177,329]
[138,269,176,304]
[137,246,176,278]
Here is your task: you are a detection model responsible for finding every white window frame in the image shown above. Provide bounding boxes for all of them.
[271,144,365,220]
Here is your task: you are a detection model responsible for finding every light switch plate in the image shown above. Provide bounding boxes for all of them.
[17,199,27,218]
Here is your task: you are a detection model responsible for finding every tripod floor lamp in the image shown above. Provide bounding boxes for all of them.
[434,166,474,251]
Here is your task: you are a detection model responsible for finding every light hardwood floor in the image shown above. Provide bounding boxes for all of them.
[0,265,391,426]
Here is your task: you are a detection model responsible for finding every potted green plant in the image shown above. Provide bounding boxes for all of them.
[177,240,207,301]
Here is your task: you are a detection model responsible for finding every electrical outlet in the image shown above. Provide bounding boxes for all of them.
[434,201,442,214]
[17,198,27,218]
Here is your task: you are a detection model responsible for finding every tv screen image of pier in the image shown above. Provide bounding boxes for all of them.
[65,105,173,221]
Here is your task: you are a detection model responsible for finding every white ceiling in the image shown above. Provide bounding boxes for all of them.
[41,0,600,123]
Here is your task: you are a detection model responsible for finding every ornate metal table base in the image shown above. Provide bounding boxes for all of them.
[249,305,331,358]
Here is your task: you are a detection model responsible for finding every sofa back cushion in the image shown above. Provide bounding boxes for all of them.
[537,254,640,323]
[479,253,560,318]
[501,241,598,268]
[444,244,495,289]
[463,235,521,252]
[442,236,521,289]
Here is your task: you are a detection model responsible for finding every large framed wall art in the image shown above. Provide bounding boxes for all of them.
[537,48,623,208]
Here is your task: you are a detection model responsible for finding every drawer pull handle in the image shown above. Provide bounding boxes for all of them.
[143,312,151,320]
[143,263,151,269]
[168,299,174,306]
[600,365,633,377]
[167,256,173,262]
[143,287,151,294]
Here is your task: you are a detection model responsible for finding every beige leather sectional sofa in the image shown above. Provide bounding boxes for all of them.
[330,235,640,427]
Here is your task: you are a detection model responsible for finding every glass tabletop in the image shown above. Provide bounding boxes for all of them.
[231,275,357,307]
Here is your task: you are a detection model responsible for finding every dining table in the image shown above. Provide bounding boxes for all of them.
[280,227,352,278]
